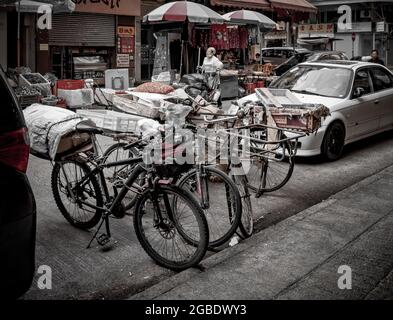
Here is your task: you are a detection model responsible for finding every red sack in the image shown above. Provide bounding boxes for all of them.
[134,82,174,94]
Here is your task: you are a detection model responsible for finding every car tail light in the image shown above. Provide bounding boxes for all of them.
[0,127,30,173]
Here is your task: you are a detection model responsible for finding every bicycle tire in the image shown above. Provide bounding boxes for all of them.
[246,127,295,193]
[133,185,209,271]
[51,160,103,230]
[232,173,254,239]
[176,166,242,248]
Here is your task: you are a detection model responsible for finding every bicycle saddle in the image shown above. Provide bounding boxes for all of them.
[75,122,104,135]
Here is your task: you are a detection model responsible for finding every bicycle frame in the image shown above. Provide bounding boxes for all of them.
[57,150,178,248]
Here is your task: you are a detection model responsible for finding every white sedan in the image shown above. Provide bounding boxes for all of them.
[240,60,393,161]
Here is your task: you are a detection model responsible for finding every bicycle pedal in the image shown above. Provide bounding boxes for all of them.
[97,233,110,246]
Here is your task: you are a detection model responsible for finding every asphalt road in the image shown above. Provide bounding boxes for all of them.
[23,128,393,299]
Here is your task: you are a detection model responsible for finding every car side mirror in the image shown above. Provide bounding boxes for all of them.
[353,87,365,99]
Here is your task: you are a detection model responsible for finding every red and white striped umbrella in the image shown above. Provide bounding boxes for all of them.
[222,9,276,30]
[143,1,227,24]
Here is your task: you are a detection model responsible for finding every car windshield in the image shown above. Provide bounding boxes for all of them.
[270,65,353,98]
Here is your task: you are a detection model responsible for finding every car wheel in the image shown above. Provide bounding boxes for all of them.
[321,122,345,161]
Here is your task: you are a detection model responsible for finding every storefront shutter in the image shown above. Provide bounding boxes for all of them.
[49,13,115,47]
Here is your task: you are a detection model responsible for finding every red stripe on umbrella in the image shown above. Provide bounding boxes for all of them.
[163,1,188,22]
[229,10,244,20]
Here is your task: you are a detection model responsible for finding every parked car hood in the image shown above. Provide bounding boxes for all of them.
[291,93,344,109]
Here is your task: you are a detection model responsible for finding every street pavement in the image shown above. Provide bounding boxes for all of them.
[132,164,393,300]
[23,128,393,299]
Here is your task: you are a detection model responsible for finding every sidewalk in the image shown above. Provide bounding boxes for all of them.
[130,165,393,300]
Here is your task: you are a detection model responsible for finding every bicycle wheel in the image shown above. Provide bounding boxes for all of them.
[133,185,209,271]
[176,166,242,248]
[51,160,103,230]
[232,173,253,238]
[246,127,294,193]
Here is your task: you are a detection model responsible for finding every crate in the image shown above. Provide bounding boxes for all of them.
[55,80,85,95]
[269,104,329,133]
[17,94,41,108]
[76,109,144,133]
[19,73,51,96]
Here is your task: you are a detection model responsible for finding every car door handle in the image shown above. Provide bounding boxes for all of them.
[374,100,380,104]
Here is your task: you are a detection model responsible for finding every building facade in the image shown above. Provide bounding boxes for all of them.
[310,0,393,65]
[37,0,141,83]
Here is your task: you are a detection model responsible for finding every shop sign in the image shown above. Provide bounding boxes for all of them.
[264,31,287,40]
[116,54,130,68]
[117,25,135,59]
[117,26,135,37]
[376,21,387,33]
[72,0,141,17]
[337,22,371,33]
[298,24,334,37]
[74,70,105,79]
[39,43,49,51]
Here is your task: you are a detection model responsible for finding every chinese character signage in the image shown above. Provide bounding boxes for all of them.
[117,26,134,61]
[117,26,134,37]
[72,0,140,16]
[116,54,130,68]
[298,23,334,35]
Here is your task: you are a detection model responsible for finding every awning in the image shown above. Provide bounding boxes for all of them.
[210,0,272,11]
[16,0,52,13]
[1,0,74,12]
[269,0,317,13]
[313,0,393,6]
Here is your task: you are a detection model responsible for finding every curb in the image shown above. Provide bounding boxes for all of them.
[129,164,393,300]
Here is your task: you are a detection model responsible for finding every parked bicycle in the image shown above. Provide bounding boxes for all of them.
[51,124,209,271]
[101,124,244,249]
[200,104,307,237]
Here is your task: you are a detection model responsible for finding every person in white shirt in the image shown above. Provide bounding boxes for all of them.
[202,47,224,73]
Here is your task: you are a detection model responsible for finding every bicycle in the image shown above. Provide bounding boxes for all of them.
[200,107,306,238]
[51,124,209,271]
[101,126,243,249]
[215,101,298,196]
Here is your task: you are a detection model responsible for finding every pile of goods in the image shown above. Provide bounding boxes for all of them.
[23,104,94,160]
[19,72,52,96]
[14,86,42,108]
[14,86,41,97]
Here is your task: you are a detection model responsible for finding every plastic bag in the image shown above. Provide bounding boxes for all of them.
[180,73,205,85]
[134,82,174,94]
[162,103,192,129]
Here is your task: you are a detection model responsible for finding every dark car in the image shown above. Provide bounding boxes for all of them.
[0,66,36,299]
[274,51,349,76]
[261,47,309,66]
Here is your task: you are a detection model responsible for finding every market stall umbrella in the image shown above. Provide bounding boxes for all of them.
[223,9,277,64]
[222,9,276,30]
[143,1,227,75]
[143,1,227,24]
